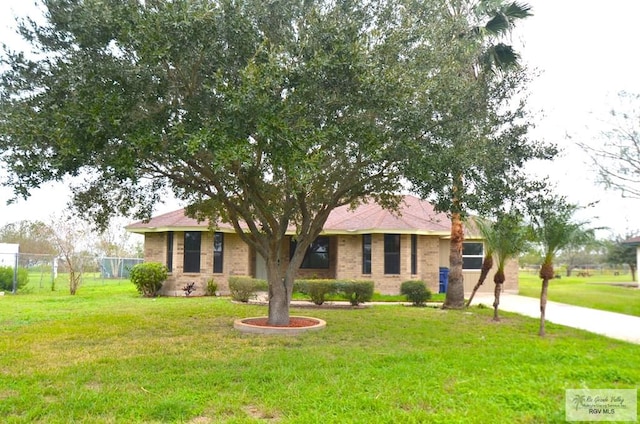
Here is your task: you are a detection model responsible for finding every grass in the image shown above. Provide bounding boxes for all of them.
[519,270,640,317]
[1,280,639,423]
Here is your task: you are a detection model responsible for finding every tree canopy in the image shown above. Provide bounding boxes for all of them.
[607,234,638,281]
[0,0,447,324]
[0,220,56,255]
[0,0,554,323]
[403,0,554,218]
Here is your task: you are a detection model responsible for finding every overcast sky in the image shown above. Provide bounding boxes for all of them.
[1,0,639,236]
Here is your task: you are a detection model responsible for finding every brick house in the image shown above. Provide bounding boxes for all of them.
[126,195,518,296]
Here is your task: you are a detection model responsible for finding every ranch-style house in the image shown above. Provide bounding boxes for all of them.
[126,195,518,296]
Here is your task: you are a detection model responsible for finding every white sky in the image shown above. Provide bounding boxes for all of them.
[0,0,639,237]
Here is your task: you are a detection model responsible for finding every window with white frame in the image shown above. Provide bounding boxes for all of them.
[462,242,484,270]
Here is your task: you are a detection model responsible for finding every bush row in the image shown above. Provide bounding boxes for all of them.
[128,265,431,307]
[295,279,375,306]
[228,277,375,306]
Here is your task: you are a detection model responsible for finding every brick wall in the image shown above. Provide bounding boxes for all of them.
[144,231,250,296]
[333,234,443,295]
[143,231,519,296]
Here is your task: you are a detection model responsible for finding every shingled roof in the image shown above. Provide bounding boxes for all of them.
[126,195,452,235]
[623,236,640,245]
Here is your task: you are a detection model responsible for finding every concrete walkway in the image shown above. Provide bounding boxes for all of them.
[471,293,640,345]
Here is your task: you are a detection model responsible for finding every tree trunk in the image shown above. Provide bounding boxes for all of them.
[268,279,291,326]
[466,255,493,307]
[265,244,291,326]
[539,262,554,336]
[492,283,501,321]
[492,269,505,321]
[539,277,549,336]
[630,263,637,283]
[69,271,81,295]
[444,212,465,309]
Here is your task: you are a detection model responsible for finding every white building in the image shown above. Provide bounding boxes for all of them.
[0,243,19,269]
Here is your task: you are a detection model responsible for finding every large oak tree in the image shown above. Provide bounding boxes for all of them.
[0,0,448,324]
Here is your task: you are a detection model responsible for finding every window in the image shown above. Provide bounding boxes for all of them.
[291,236,330,269]
[213,232,224,274]
[362,234,372,274]
[411,234,417,275]
[166,231,174,272]
[463,242,484,270]
[183,232,201,273]
[384,234,400,274]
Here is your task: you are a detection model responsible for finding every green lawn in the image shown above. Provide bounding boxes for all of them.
[19,271,131,293]
[519,270,640,317]
[1,282,639,423]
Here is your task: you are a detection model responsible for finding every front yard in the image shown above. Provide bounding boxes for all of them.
[1,282,638,423]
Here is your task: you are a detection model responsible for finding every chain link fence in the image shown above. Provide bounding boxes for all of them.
[0,253,142,293]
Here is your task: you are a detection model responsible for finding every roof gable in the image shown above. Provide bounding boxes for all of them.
[126,195,452,235]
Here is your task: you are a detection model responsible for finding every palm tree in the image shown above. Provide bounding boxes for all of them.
[466,213,529,321]
[466,217,496,307]
[488,213,529,320]
[443,1,533,309]
[530,198,594,336]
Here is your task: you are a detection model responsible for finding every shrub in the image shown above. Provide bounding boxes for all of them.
[129,262,168,297]
[400,280,432,306]
[296,279,337,305]
[0,266,29,292]
[205,279,218,296]
[182,282,196,296]
[229,276,267,302]
[337,280,374,306]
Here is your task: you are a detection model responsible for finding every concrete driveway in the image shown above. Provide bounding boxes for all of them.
[471,292,640,345]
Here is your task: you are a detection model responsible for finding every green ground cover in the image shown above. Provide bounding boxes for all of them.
[519,270,640,317]
[1,282,638,423]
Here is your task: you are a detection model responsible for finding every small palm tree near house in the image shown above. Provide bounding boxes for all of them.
[466,217,496,308]
[466,213,530,320]
[529,197,595,336]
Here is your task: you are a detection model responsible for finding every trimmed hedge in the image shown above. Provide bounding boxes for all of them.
[130,262,168,297]
[337,280,375,306]
[228,276,267,302]
[294,279,375,305]
[400,280,432,306]
[295,279,337,305]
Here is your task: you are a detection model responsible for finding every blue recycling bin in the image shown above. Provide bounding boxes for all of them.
[439,267,450,294]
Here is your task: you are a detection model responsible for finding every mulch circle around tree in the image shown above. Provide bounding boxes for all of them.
[234,316,327,334]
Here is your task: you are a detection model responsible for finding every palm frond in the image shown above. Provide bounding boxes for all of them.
[485,13,510,35]
[483,1,533,35]
[479,43,519,73]
[506,2,533,20]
